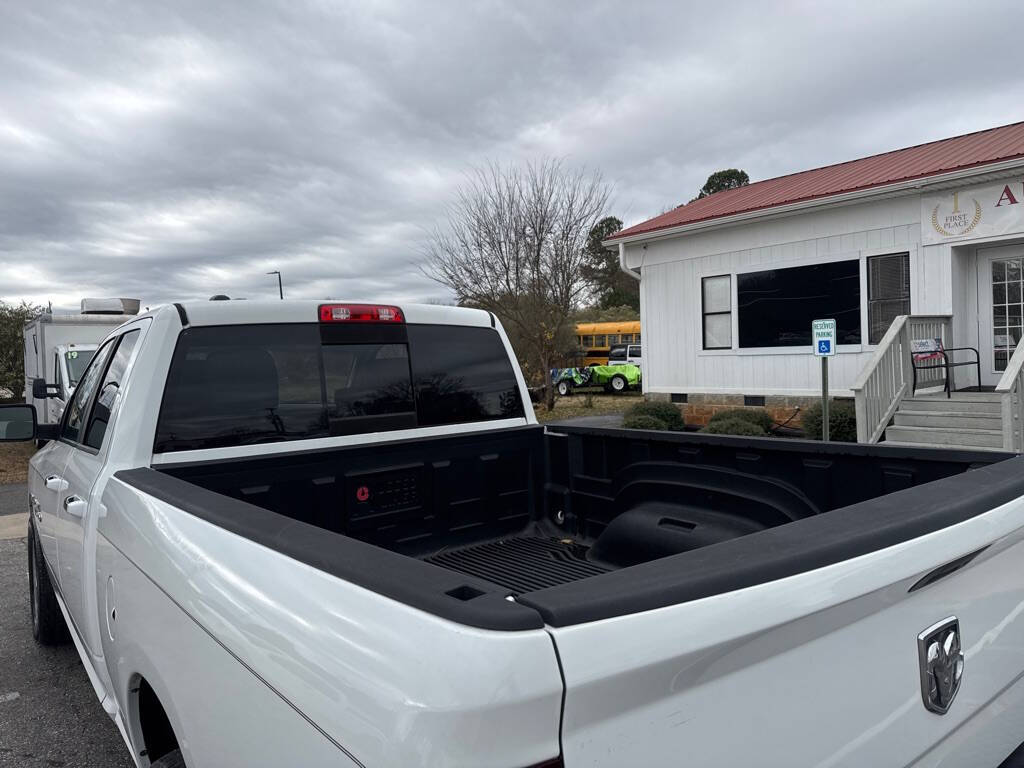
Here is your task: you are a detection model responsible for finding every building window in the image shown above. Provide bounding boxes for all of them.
[737,260,861,348]
[702,275,732,349]
[867,252,911,344]
[671,393,687,403]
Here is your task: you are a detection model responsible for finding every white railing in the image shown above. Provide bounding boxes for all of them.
[852,315,953,443]
[995,339,1024,452]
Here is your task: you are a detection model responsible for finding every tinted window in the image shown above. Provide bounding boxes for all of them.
[608,345,627,360]
[61,340,116,443]
[737,260,861,348]
[84,331,140,449]
[154,323,524,452]
[408,325,525,426]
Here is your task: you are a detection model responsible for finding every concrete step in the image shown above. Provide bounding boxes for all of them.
[892,410,1002,430]
[880,440,1010,453]
[899,396,1002,415]
[884,424,1004,449]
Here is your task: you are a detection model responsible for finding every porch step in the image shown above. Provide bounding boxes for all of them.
[880,440,1010,453]
[899,396,1002,415]
[892,410,1002,430]
[883,424,1004,449]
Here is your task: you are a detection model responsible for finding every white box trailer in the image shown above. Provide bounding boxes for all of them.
[24,298,140,425]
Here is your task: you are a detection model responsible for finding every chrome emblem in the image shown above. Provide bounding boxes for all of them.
[918,617,964,714]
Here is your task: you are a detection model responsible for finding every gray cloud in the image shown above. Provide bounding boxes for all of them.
[1,0,1022,308]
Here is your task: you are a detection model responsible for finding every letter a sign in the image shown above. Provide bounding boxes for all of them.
[813,319,837,357]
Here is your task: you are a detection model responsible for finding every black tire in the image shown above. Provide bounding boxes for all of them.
[556,380,573,397]
[610,374,628,393]
[151,750,187,768]
[28,526,69,646]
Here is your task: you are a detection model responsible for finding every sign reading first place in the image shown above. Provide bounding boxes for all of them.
[812,319,837,357]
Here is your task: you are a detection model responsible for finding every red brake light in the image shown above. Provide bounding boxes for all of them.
[318,304,404,323]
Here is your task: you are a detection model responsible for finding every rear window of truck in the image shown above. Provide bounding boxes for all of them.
[154,323,526,452]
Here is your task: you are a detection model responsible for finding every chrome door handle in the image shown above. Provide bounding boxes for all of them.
[45,475,68,492]
[63,496,87,519]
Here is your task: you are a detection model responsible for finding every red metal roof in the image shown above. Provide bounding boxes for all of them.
[610,121,1024,241]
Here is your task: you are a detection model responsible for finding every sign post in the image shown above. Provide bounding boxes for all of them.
[812,319,837,441]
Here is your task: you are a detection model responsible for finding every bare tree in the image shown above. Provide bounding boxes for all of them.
[423,159,610,409]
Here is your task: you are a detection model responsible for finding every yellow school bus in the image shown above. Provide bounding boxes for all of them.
[575,321,642,366]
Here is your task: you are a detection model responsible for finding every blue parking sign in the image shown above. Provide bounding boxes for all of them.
[818,340,831,354]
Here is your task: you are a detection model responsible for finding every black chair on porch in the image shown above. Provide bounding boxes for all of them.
[910,338,981,398]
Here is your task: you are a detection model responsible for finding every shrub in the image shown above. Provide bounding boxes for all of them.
[801,399,857,442]
[708,407,774,432]
[700,417,767,437]
[624,401,685,430]
[622,414,669,431]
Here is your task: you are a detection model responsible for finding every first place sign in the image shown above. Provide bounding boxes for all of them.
[812,319,837,357]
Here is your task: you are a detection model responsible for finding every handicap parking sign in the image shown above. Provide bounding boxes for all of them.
[812,319,836,357]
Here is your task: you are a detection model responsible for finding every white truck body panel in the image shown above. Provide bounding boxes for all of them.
[552,497,1024,767]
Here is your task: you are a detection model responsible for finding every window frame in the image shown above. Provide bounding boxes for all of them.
[59,337,118,450]
[701,274,733,350]
[82,329,142,451]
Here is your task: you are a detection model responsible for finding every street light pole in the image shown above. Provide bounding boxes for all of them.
[267,271,283,300]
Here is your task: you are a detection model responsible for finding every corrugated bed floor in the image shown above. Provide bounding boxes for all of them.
[424,536,610,594]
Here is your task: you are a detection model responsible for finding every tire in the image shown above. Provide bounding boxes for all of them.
[610,374,628,393]
[151,750,187,768]
[556,380,572,397]
[28,526,69,646]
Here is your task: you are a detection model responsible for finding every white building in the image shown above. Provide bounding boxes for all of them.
[607,122,1024,449]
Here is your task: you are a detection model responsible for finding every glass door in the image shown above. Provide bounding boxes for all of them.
[991,257,1023,373]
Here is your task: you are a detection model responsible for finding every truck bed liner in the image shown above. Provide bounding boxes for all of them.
[424,535,611,593]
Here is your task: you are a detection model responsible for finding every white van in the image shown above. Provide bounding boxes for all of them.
[607,342,641,366]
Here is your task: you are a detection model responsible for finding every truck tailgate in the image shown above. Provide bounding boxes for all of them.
[546,492,1024,767]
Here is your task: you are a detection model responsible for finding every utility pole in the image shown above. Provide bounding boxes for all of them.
[267,271,283,300]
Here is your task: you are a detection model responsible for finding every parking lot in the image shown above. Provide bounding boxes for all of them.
[0,485,132,768]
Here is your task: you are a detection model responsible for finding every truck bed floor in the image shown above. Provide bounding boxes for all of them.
[424,536,611,594]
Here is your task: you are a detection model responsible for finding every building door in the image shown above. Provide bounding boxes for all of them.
[977,245,1024,387]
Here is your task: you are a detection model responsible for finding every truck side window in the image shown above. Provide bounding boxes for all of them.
[407,325,525,426]
[83,330,141,450]
[61,339,117,444]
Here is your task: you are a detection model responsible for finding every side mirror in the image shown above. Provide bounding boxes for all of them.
[0,404,37,442]
[32,378,60,399]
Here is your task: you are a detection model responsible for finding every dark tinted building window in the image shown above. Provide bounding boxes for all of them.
[737,260,861,348]
[407,325,525,426]
[867,252,910,344]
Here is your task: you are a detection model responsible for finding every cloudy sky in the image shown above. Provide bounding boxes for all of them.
[2,0,1023,309]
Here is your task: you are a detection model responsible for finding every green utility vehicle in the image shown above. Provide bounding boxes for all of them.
[553,364,641,396]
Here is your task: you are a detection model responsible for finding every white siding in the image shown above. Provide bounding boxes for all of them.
[632,196,922,396]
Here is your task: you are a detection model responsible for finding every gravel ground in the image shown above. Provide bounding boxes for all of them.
[0,537,133,767]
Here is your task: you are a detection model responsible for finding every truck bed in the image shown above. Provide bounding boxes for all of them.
[135,423,1019,628]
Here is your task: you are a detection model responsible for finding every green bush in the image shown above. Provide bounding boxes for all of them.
[708,407,774,432]
[624,401,685,430]
[801,399,857,442]
[622,414,669,431]
[700,417,767,437]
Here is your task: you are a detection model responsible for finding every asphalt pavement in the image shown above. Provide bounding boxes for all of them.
[0,484,132,768]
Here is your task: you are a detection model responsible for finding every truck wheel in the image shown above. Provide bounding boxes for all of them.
[151,750,186,768]
[556,380,573,397]
[610,374,628,393]
[28,527,69,646]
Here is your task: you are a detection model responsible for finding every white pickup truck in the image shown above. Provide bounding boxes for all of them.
[4,299,1024,768]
